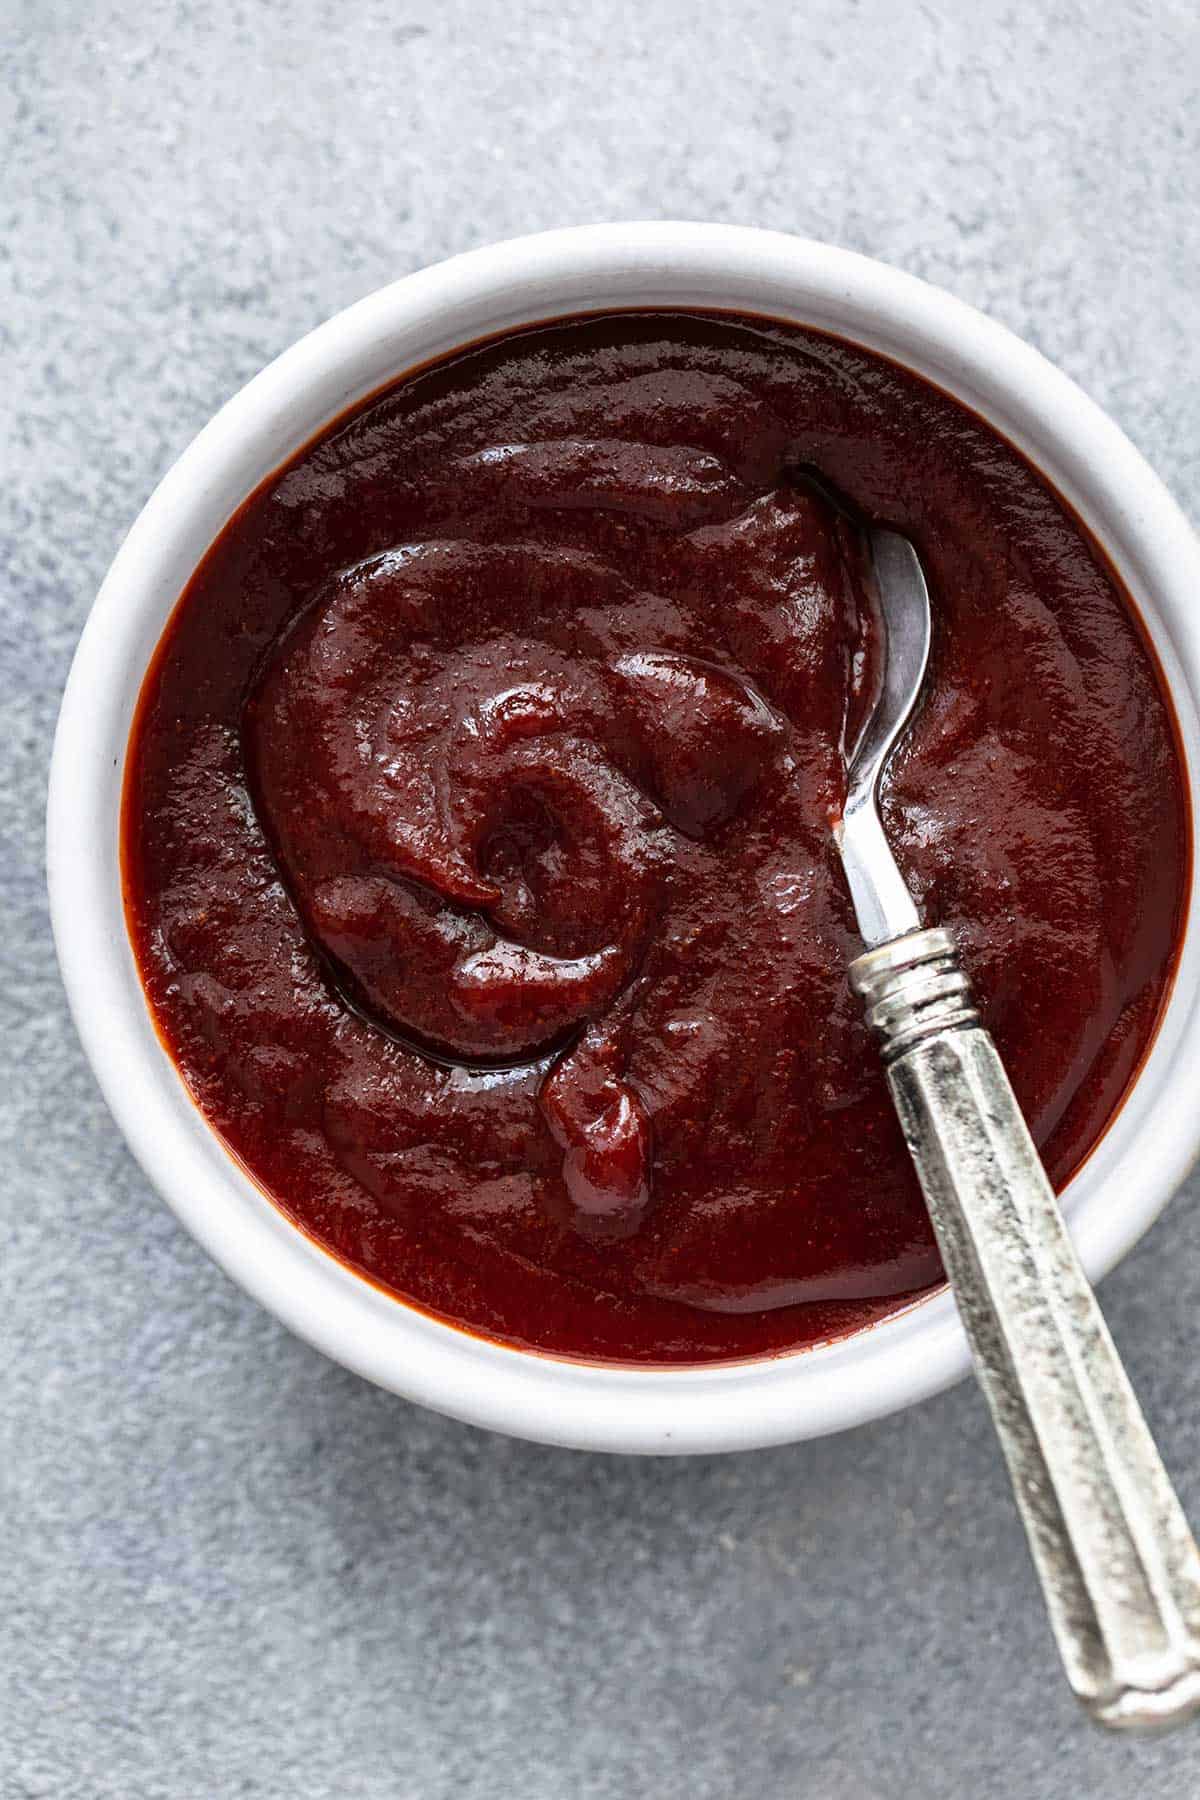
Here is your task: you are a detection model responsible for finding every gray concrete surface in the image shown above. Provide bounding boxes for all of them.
[5,1,1200,1794]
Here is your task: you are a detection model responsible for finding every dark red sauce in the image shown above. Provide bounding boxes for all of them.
[122,311,1189,1363]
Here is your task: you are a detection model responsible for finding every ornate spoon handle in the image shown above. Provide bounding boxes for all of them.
[851,926,1200,1732]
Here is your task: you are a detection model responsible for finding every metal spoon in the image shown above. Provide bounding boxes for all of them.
[837,528,1200,1733]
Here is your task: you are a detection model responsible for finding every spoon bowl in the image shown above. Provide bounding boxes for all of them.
[836,531,932,948]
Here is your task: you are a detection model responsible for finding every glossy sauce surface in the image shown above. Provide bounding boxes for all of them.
[123,312,1188,1362]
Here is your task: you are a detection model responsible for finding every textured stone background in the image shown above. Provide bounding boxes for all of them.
[5,1,1200,1794]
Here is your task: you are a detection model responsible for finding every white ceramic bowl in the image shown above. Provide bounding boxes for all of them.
[48,223,1200,1453]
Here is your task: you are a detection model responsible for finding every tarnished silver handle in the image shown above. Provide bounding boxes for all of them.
[851,926,1200,1732]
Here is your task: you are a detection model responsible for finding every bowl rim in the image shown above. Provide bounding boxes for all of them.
[47,221,1200,1453]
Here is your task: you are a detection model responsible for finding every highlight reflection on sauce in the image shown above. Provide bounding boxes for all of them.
[123,311,1188,1364]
